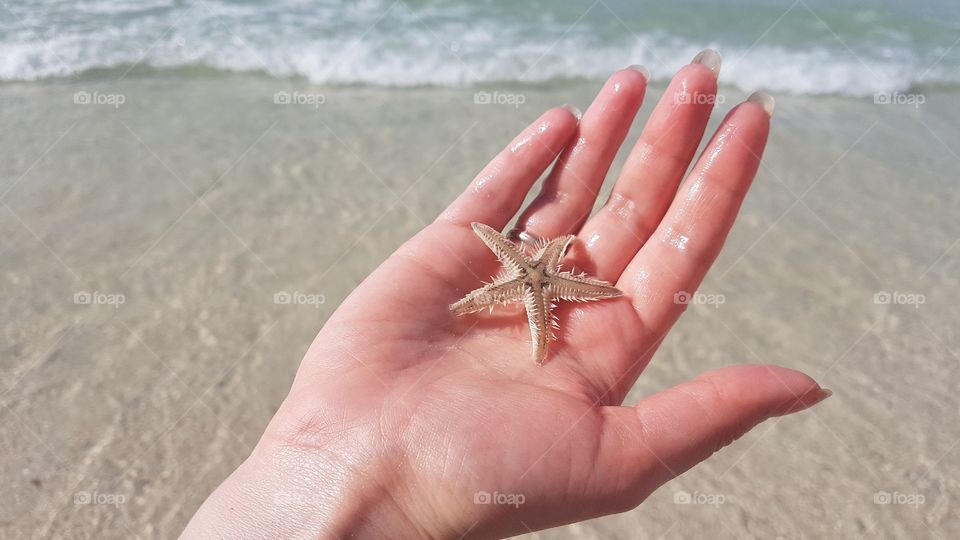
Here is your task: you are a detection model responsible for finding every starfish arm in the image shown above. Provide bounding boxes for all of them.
[533,234,575,271]
[450,277,525,315]
[550,271,623,302]
[523,284,556,365]
[471,222,529,274]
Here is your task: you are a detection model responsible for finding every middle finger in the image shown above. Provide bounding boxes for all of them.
[576,50,723,281]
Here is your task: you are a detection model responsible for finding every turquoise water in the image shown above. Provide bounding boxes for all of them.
[2,0,958,94]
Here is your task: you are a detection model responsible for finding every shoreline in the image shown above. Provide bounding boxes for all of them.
[4,65,958,99]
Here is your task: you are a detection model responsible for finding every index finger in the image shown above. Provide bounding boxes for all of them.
[439,106,580,230]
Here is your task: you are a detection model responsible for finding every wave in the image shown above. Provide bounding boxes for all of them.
[1,0,957,96]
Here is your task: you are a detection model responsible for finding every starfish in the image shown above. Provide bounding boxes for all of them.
[451,222,623,365]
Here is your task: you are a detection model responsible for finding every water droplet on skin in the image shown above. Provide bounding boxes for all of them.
[697,124,737,174]
[632,267,650,287]
[585,232,602,249]
[511,123,550,153]
[569,136,587,157]
[510,135,532,153]
[660,225,690,251]
[630,267,653,308]
[473,173,494,192]
[671,234,690,250]
[686,177,704,196]
[673,79,689,110]
[609,193,637,220]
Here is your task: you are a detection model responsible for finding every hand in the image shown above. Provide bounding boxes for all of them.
[183,51,830,539]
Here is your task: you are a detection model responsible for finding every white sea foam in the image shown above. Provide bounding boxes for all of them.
[0,0,956,95]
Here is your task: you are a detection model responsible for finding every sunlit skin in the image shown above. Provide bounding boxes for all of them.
[183,52,830,539]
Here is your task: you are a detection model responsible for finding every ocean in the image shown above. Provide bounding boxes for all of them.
[2,0,960,95]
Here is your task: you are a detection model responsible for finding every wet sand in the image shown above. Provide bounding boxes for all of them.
[1,75,958,538]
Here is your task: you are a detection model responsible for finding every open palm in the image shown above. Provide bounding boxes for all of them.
[185,52,829,540]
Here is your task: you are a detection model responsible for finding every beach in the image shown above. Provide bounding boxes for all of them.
[1,73,958,538]
[2,0,960,537]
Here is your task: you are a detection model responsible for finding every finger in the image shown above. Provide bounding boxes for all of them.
[597,364,829,506]
[576,50,721,281]
[391,107,578,304]
[512,66,648,239]
[439,107,580,231]
[619,93,773,337]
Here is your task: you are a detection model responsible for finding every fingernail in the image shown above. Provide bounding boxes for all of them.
[561,103,582,122]
[626,64,650,81]
[781,387,832,414]
[692,49,722,75]
[803,387,833,408]
[803,388,833,407]
[747,91,775,116]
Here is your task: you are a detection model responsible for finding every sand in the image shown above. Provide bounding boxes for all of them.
[1,75,958,538]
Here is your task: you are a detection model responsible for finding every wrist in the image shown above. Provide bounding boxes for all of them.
[182,418,447,539]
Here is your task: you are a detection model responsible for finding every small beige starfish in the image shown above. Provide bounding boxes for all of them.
[451,222,623,365]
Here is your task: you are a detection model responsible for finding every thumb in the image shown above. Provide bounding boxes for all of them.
[598,364,830,506]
